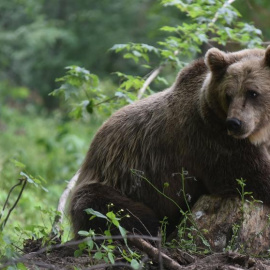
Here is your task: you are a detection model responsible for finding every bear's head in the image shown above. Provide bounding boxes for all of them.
[202,46,270,145]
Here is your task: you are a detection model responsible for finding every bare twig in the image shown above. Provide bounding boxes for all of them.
[51,171,80,235]
[137,65,165,99]
[94,96,118,107]
[157,231,164,270]
[21,261,57,270]
[176,249,196,264]
[0,180,22,220]
[1,178,27,230]
[126,209,154,240]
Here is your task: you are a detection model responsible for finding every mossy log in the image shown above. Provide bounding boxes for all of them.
[188,195,270,255]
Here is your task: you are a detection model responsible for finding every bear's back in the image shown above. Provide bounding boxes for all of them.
[77,58,208,192]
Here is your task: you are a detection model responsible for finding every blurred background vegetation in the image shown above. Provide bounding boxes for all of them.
[0,0,270,254]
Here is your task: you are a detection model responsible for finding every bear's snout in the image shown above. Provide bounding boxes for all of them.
[226,118,242,134]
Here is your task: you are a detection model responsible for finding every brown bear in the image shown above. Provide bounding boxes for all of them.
[69,46,270,238]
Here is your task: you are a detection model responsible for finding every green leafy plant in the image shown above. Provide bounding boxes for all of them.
[50,66,140,119]
[51,0,263,121]
[74,207,141,269]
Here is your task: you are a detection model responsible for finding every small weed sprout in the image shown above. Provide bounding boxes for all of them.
[225,223,241,252]
[236,178,253,214]
[225,178,264,253]
[76,206,141,268]
[160,216,169,245]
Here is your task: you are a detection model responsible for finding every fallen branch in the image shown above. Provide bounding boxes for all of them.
[128,236,184,270]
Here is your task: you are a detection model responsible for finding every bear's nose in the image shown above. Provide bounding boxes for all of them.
[226,118,242,133]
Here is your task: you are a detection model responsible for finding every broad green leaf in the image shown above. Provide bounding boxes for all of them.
[110,44,128,52]
[106,211,120,227]
[78,230,90,236]
[86,239,94,250]
[130,259,140,269]
[94,251,103,260]
[74,249,82,258]
[108,252,115,264]
[85,208,108,220]
[16,263,28,270]
[118,225,127,240]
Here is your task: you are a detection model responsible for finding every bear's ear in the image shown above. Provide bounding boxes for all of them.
[264,45,270,67]
[205,48,230,75]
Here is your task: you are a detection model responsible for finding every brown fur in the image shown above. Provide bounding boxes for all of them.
[69,46,270,238]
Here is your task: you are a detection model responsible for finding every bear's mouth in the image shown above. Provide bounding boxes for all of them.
[227,130,250,139]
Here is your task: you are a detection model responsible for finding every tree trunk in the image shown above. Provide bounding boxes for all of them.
[185,195,270,255]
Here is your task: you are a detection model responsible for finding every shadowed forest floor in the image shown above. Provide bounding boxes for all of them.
[2,237,270,270]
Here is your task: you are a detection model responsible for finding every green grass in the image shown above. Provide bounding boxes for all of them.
[0,104,102,242]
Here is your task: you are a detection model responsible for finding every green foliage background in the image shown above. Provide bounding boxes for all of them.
[0,0,270,263]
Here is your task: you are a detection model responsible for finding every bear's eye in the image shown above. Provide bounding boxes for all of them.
[246,90,259,99]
